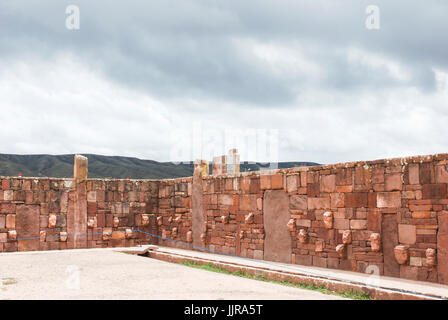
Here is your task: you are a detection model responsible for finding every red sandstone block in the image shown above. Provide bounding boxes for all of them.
[354,166,365,185]
[1,179,10,190]
[320,174,336,193]
[350,219,367,230]
[5,214,15,229]
[408,164,420,184]
[290,195,307,210]
[307,197,330,210]
[271,174,283,189]
[239,194,257,211]
[249,177,260,193]
[385,173,402,191]
[422,184,447,199]
[241,177,250,192]
[307,183,320,197]
[87,202,97,214]
[225,178,233,191]
[336,168,352,186]
[312,256,327,268]
[1,203,16,214]
[344,192,368,208]
[333,218,349,230]
[260,175,271,190]
[398,224,416,244]
[286,175,298,193]
[367,209,382,232]
[300,172,307,187]
[377,192,401,208]
[435,165,448,183]
[330,193,344,208]
[368,192,377,208]
[335,185,353,193]
[419,163,434,184]
[372,168,385,184]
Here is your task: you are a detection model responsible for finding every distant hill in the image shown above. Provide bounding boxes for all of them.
[0,154,319,179]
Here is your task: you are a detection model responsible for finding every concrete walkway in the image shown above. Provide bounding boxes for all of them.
[0,248,345,300]
[136,245,448,300]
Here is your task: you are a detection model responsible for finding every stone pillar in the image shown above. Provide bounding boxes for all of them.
[192,159,208,249]
[74,155,88,182]
[212,155,226,175]
[67,155,88,249]
[226,148,240,174]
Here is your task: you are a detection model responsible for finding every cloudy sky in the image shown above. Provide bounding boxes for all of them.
[0,0,447,164]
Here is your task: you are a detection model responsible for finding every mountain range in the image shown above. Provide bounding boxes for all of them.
[0,154,319,179]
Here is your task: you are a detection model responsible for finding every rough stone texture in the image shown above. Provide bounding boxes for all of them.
[263,190,291,263]
[192,160,207,250]
[399,224,416,245]
[437,211,448,284]
[1,152,448,285]
[382,214,400,277]
[67,182,87,249]
[74,155,88,182]
[16,205,40,252]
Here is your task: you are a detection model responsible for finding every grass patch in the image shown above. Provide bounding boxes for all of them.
[180,260,371,300]
[1,278,17,286]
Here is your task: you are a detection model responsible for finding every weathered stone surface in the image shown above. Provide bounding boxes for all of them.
[377,192,401,208]
[394,245,409,265]
[385,173,402,191]
[289,195,307,210]
[298,229,308,244]
[382,214,400,277]
[60,232,68,242]
[287,219,295,232]
[315,240,324,252]
[125,229,134,239]
[435,165,448,184]
[422,184,447,199]
[437,211,448,284]
[370,233,381,252]
[263,190,291,263]
[8,230,17,240]
[141,215,149,226]
[342,230,351,244]
[186,231,193,243]
[307,197,330,210]
[48,214,57,228]
[408,164,420,184]
[367,209,382,233]
[350,219,367,230]
[5,214,15,229]
[426,248,436,267]
[323,211,333,229]
[398,224,416,245]
[192,162,206,249]
[336,244,346,258]
[16,205,39,251]
[74,155,88,182]
[67,182,87,249]
[320,175,336,193]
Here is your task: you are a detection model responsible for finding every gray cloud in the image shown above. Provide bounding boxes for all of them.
[0,0,447,163]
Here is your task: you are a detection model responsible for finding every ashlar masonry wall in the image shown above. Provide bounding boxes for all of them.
[188,152,448,284]
[1,153,448,285]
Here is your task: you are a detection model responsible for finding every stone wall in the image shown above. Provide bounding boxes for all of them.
[193,153,448,284]
[1,153,448,285]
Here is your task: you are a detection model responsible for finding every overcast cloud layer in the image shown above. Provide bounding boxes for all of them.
[0,0,447,164]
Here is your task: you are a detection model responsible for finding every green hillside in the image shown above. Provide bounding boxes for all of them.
[0,154,319,179]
